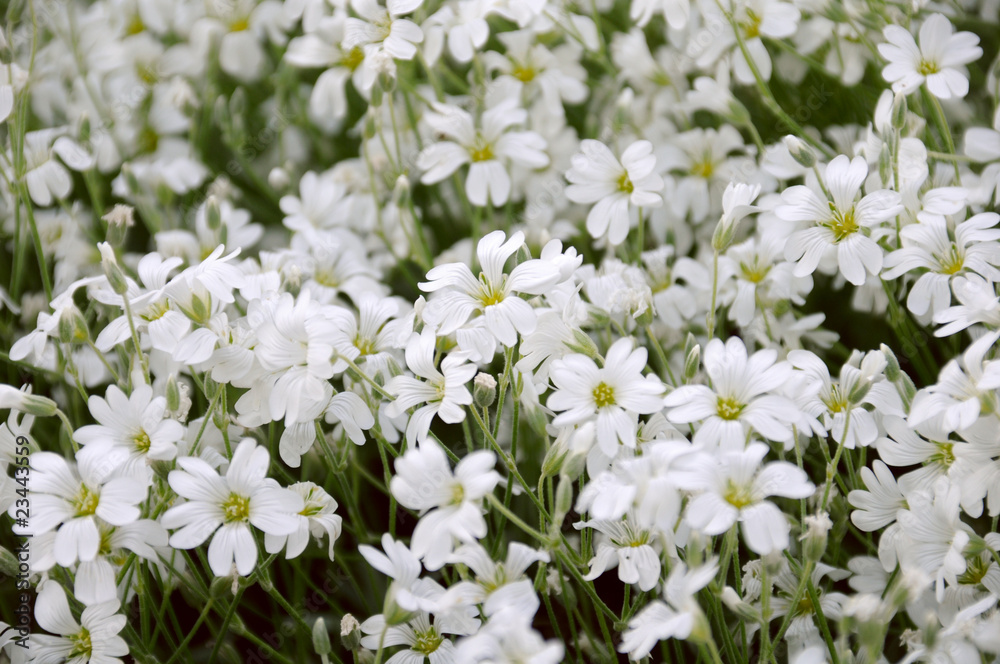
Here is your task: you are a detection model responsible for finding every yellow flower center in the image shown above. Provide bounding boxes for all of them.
[593,382,616,408]
[936,245,964,275]
[477,275,506,307]
[450,483,465,505]
[74,485,100,517]
[342,46,365,71]
[691,159,714,178]
[724,480,754,509]
[222,493,251,523]
[413,627,444,655]
[918,59,940,75]
[742,9,762,39]
[69,628,93,659]
[740,259,771,284]
[354,335,376,356]
[716,396,744,420]
[512,64,536,82]
[229,17,250,32]
[823,385,850,413]
[133,430,152,454]
[126,14,145,35]
[827,204,859,242]
[959,555,989,585]
[469,135,494,162]
[618,172,634,194]
[795,594,815,616]
[929,441,956,468]
[141,300,170,322]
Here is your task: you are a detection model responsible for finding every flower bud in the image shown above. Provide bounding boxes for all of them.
[554,473,574,519]
[881,344,901,382]
[567,328,600,360]
[0,386,58,417]
[0,546,19,578]
[720,586,759,622]
[473,373,497,409]
[539,441,567,479]
[102,204,135,247]
[684,344,701,381]
[800,511,832,563]
[711,214,738,252]
[99,242,129,295]
[892,91,908,130]
[783,135,815,168]
[205,196,222,231]
[340,615,362,651]
[312,617,332,656]
[58,304,89,344]
[268,167,290,190]
[879,143,893,186]
[166,374,182,413]
[392,175,410,208]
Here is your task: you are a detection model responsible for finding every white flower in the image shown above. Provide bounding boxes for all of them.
[385,329,476,445]
[345,0,424,61]
[933,274,1000,337]
[390,438,500,570]
[74,384,184,479]
[618,559,718,660]
[417,100,549,207]
[575,514,663,591]
[454,608,564,664]
[360,612,465,664]
[565,140,664,246]
[419,230,561,352]
[548,337,665,457]
[13,452,144,567]
[264,481,342,560]
[161,439,304,576]
[443,542,549,617]
[897,477,971,602]
[32,581,128,664]
[675,441,815,555]
[778,155,902,286]
[664,337,797,450]
[882,213,1000,317]
[879,14,982,99]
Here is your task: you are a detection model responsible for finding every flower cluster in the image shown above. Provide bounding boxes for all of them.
[2,1,1000,663]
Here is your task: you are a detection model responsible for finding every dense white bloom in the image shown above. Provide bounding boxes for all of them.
[879,15,982,98]
[565,140,664,246]
[161,439,303,576]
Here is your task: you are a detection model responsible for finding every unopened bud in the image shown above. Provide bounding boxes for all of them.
[392,175,410,208]
[166,374,181,412]
[205,196,222,231]
[473,373,497,409]
[98,242,129,295]
[312,617,332,655]
[892,91,908,130]
[539,441,567,479]
[363,112,377,140]
[554,474,574,519]
[567,328,600,360]
[848,379,872,405]
[58,305,89,344]
[102,204,135,247]
[783,135,815,168]
[881,344,901,382]
[879,143,893,186]
[684,344,701,381]
[711,215,738,252]
[0,546,19,578]
[268,167,290,190]
[720,586,758,621]
[800,511,832,562]
[340,615,362,651]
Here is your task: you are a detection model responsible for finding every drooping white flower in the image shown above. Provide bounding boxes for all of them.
[575,513,663,591]
[565,139,664,246]
[879,14,982,99]
[161,439,304,576]
[390,438,500,570]
[264,481,342,560]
